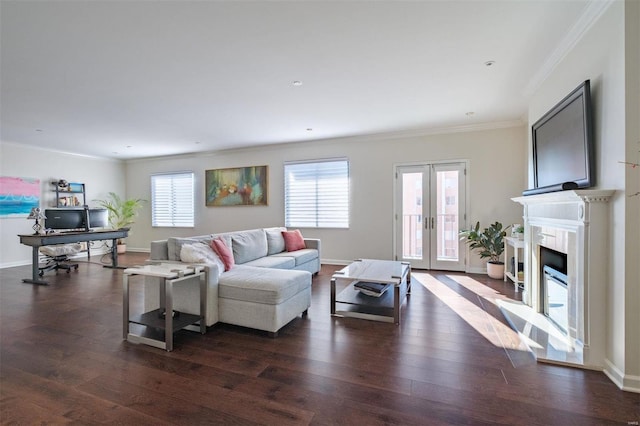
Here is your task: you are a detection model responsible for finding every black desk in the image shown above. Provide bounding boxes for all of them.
[18,229,129,285]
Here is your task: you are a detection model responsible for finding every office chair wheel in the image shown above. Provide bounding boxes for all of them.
[39,270,44,277]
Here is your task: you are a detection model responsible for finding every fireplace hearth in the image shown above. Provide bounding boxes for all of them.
[513,189,613,369]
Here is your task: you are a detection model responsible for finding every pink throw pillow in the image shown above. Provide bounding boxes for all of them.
[210,238,235,271]
[282,229,306,252]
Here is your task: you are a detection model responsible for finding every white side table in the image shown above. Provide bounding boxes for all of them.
[123,263,206,351]
[504,236,525,291]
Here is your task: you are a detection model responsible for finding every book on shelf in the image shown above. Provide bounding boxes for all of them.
[354,281,390,297]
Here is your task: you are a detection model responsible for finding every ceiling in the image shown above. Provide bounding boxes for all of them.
[1,0,602,160]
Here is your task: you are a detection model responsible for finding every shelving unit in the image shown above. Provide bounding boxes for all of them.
[52,181,85,207]
[504,236,525,291]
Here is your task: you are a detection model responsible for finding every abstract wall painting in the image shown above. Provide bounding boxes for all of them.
[0,176,41,217]
[205,166,268,206]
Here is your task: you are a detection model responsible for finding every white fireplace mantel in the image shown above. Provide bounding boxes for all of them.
[512,189,614,369]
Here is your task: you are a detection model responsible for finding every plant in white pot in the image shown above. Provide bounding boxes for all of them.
[460,221,508,279]
[95,192,145,254]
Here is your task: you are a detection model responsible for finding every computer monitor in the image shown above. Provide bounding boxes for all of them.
[85,208,108,229]
[44,209,84,230]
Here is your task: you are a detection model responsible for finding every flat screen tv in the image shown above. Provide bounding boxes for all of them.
[523,80,595,196]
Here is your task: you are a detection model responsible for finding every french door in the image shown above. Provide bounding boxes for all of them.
[394,162,466,271]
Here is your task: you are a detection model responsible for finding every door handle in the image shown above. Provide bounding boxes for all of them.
[431,217,435,229]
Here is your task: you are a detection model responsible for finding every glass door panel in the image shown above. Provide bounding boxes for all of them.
[395,162,466,271]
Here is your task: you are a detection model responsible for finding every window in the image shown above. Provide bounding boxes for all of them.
[284,159,349,228]
[151,172,194,227]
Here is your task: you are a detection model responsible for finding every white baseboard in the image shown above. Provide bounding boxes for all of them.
[321,258,351,266]
[604,358,640,393]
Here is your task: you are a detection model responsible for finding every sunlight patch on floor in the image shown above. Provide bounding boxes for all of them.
[496,298,583,364]
[414,273,529,352]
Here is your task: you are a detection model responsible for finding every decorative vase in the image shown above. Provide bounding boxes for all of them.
[486,261,504,279]
[117,244,127,254]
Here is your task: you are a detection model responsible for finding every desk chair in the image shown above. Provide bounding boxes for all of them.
[39,243,82,276]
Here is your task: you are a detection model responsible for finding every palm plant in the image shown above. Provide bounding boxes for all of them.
[94,192,145,231]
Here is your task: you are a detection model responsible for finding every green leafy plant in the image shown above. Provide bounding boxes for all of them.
[459,221,508,263]
[94,192,146,232]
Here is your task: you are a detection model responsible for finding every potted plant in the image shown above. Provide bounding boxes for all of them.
[512,224,525,239]
[459,221,508,279]
[95,192,145,254]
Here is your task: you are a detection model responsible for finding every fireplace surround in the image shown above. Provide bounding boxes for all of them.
[512,189,613,369]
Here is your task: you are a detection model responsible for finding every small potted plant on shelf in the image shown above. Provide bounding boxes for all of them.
[512,224,525,239]
[459,221,509,279]
[95,192,146,254]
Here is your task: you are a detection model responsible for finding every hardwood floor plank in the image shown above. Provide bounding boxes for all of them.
[1,366,170,425]
[1,254,637,425]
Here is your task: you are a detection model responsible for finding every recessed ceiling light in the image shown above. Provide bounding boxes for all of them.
[292,80,302,86]
[194,141,201,144]
[112,151,119,154]
[35,129,43,132]
[466,111,475,117]
[126,145,132,148]
[306,128,313,131]
[484,60,495,67]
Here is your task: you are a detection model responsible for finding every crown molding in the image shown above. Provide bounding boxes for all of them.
[523,0,615,96]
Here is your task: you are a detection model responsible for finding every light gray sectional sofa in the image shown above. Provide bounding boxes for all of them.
[144,227,320,336]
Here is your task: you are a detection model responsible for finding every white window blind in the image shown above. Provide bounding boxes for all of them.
[151,172,194,227]
[284,159,349,228]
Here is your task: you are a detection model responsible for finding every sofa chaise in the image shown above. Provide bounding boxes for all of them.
[144,227,320,336]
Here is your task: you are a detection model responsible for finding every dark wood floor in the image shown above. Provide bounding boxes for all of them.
[1,253,638,425]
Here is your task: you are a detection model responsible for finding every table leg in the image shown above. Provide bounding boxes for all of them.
[123,274,130,339]
[330,278,336,315]
[199,272,206,334]
[22,246,48,285]
[165,278,173,352]
[394,285,400,325]
[103,238,125,269]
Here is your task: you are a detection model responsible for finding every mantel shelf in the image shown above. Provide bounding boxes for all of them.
[512,189,614,205]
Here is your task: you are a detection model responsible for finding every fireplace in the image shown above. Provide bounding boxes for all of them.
[513,189,613,369]
[540,246,568,332]
[543,265,568,332]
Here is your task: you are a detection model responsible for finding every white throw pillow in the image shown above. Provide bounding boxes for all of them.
[180,243,225,274]
[265,227,286,255]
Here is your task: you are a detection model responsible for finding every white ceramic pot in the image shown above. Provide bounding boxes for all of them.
[117,243,127,254]
[486,261,504,279]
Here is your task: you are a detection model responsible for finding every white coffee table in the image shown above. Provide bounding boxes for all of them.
[331,259,411,324]
[123,263,206,351]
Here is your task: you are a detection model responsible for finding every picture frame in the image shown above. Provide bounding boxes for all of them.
[205,165,268,206]
[0,176,40,218]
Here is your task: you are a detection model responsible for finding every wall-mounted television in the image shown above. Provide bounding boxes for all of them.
[523,80,595,196]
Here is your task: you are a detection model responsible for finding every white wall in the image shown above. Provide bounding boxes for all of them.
[527,0,639,391]
[124,125,527,270]
[0,142,126,267]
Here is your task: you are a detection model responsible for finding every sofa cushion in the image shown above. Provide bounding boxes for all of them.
[231,229,268,264]
[272,248,318,266]
[167,235,212,261]
[264,227,286,255]
[282,229,306,252]
[180,242,225,275]
[211,237,235,271]
[219,266,311,305]
[244,255,295,269]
